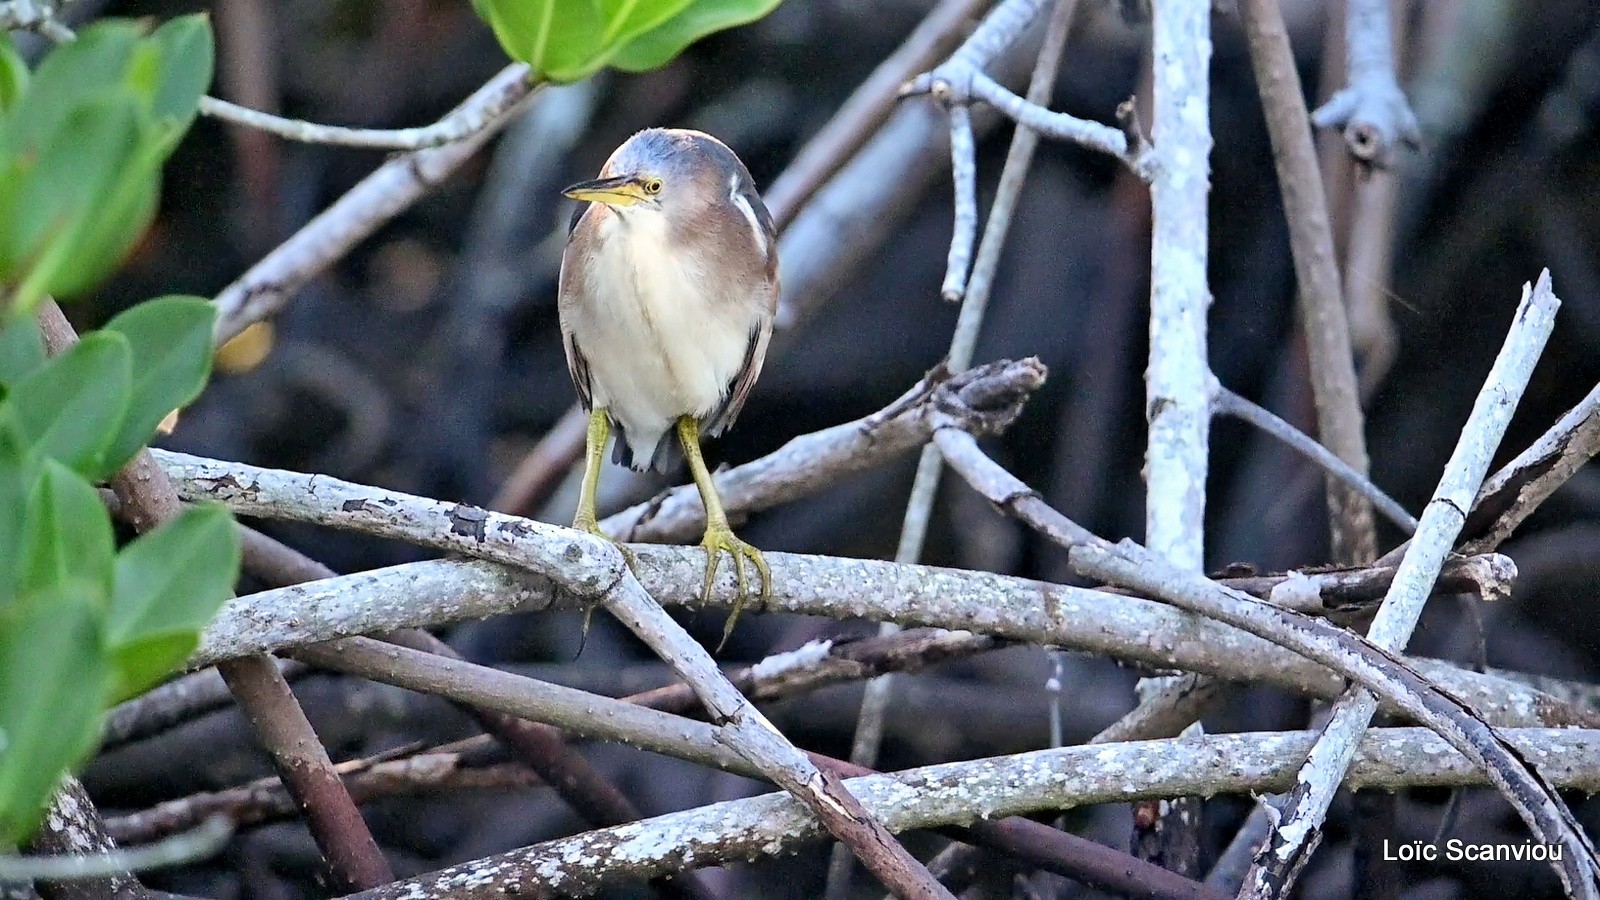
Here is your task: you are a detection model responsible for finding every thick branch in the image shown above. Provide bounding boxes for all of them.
[344,728,1600,899]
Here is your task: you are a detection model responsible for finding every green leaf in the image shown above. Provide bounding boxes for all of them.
[0,316,45,385]
[0,93,145,310]
[611,0,781,73]
[107,631,197,704]
[147,14,213,126]
[9,331,132,478]
[468,0,700,82]
[17,460,115,602]
[5,20,142,149]
[0,579,108,847]
[0,34,27,113]
[0,17,215,304]
[98,297,215,469]
[107,503,238,700]
[0,411,37,606]
[598,0,696,50]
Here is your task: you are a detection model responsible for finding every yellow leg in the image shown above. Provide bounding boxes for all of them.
[678,416,771,651]
[573,408,610,535]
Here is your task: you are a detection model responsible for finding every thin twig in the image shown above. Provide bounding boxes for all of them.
[345,727,1600,899]
[210,65,542,344]
[940,103,980,301]
[1238,273,1572,898]
[1311,0,1422,168]
[197,85,527,149]
[1459,379,1600,554]
[1211,382,1417,532]
[1239,0,1378,565]
[966,72,1149,173]
[105,759,538,846]
[1,817,231,882]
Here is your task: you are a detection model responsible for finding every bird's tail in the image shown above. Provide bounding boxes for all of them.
[610,421,682,473]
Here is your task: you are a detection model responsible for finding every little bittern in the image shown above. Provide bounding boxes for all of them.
[558,128,777,647]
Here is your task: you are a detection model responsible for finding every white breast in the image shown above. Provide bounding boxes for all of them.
[571,209,757,451]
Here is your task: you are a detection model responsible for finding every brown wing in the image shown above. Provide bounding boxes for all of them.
[562,329,594,411]
[704,313,772,438]
[558,206,597,412]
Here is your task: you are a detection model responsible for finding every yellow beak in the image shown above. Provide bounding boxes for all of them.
[562,175,650,207]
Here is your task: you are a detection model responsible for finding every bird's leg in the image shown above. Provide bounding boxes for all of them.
[678,416,771,651]
[572,407,610,537]
[571,408,639,650]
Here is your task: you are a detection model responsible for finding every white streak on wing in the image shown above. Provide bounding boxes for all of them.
[573,208,754,460]
[729,172,767,260]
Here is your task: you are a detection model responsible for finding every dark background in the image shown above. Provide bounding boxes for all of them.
[45,0,1600,896]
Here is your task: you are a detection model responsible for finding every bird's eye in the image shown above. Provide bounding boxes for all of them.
[643,178,663,195]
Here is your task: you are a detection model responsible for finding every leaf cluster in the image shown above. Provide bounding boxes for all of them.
[0,16,211,314]
[0,19,238,849]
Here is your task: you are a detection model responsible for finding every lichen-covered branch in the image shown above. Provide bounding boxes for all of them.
[346,727,1600,899]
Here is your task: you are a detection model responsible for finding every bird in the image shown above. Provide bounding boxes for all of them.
[557,127,777,648]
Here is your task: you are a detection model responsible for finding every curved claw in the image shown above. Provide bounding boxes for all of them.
[571,519,640,657]
[699,523,771,652]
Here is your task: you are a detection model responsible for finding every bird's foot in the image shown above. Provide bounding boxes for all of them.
[699,522,771,652]
[570,517,640,657]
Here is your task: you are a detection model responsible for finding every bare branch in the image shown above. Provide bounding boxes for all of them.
[196,76,530,150]
[606,358,1047,543]
[940,102,980,300]
[210,65,541,344]
[166,477,1584,732]
[1211,382,1417,532]
[38,300,394,893]
[346,727,1600,899]
[966,73,1149,172]
[105,758,538,846]
[1461,378,1600,553]
[153,469,951,896]
[1240,272,1573,897]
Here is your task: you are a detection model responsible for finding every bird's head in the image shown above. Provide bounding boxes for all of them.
[562,127,753,225]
